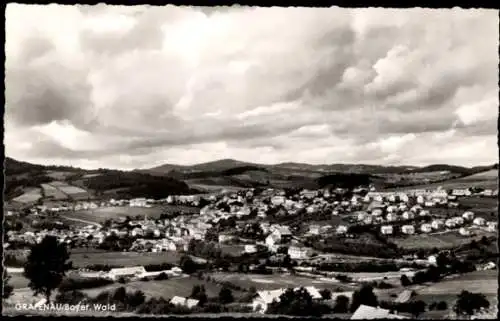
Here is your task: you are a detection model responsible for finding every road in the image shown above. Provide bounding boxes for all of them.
[61,215,102,228]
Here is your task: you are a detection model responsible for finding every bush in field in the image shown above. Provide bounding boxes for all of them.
[319,288,332,300]
[350,284,378,313]
[400,274,411,287]
[55,290,88,304]
[436,301,448,310]
[154,272,169,281]
[144,263,174,272]
[453,291,490,317]
[59,277,114,291]
[117,277,127,284]
[218,286,234,304]
[333,295,350,313]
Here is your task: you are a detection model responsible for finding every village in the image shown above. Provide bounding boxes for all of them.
[3,184,498,318]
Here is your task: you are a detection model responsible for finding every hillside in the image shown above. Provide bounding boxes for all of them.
[4,158,194,202]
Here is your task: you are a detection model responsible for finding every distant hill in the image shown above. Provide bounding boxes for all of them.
[4,157,194,201]
[6,157,497,198]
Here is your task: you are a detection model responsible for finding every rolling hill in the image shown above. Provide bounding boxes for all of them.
[5,157,497,200]
[4,157,194,202]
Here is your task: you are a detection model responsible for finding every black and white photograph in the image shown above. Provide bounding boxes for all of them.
[2,4,499,319]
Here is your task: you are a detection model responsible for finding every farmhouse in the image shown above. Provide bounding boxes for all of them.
[252,289,286,313]
[351,304,410,319]
[170,296,200,309]
[380,225,393,235]
[107,266,146,281]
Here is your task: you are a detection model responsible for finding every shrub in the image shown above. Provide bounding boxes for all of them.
[436,301,448,310]
[154,272,169,281]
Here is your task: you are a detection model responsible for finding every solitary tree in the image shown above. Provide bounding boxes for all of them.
[453,290,490,318]
[333,295,350,313]
[319,288,332,300]
[400,274,411,287]
[218,286,234,304]
[190,285,207,306]
[350,284,378,313]
[2,269,14,299]
[410,300,427,318]
[24,235,71,303]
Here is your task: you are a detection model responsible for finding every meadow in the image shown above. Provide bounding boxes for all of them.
[391,230,497,250]
[389,170,498,191]
[69,251,184,268]
[81,276,242,300]
[12,188,43,204]
[41,183,68,200]
[207,272,357,292]
[62,204,199,224]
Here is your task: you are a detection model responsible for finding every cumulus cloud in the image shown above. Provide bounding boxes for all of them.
[4,4,499,169]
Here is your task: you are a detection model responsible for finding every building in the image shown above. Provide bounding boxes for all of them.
[170,296,199,309]
[445,219,456,228]
[218,234,235,243]
[386,213,397,222]
[431,219,444,230]
[452,189,471,196]
[336,225,348,235]
[473,217,486,226]
[459,227,470,236]
[245,245,257,253]
[380,225,393,235]
[271,196,286,206]
[308,225,321,235]
[288,246,313,260]
[252,289,286,313]
[402,211,414,220]
[420,224,432,233]
[351,305,409,319]
[107,266,146,281]
[462,211,475,221]
[401,225,415,235]
[486,221,498,232]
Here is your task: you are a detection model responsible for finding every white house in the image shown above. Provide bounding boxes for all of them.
[445,219,456,228]
[386,205,397,213]
[473,217,486,226]
[371,208,384,217]
[462,211,475,221]
[357,212,368,221]
[219,234,235,243]
[336,225,348,235]
[271,196,286,206]
[363,216,373,225]
[486,221,498,232]
[170,296,199,308]
[402,211,414,220]
[420,224,432,233]
[401,225,415,235]
[288,246,313,260]
[351,304,409,320]
[245,245,257,253]
[424,201,435,207]
[459,227,470,236]
[252,289,286,313]
[380,225,393,235]
[428,255,437,266]
[416,195,425,204]
[386,213,397,222]
[431,219,444,230]
[107,266,146,281]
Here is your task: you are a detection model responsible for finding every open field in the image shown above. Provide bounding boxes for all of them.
[12,188,43,204]
[8,272,30,289]
[81,276,239,300]
[208,272,358,292]
[459,197,498,216]
[391,230,497,250]
[41,183,68,200]
[64,204,200,223]
[387,171,498,191]
[45,171,74,180]
[70,251,184,268]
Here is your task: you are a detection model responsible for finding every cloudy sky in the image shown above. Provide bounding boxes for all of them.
[5,5,499,170]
